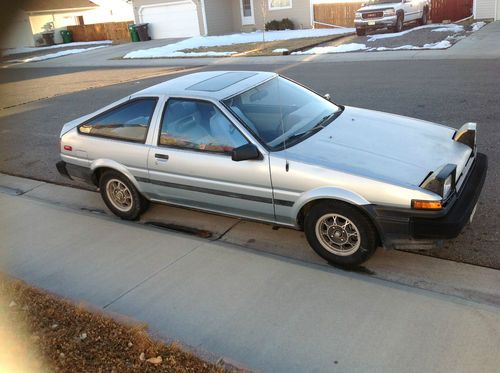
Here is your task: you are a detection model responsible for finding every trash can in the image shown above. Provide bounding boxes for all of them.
[41,32,55,46]
[60,30,73,43]
[128,24,139,42]
[135,23,149,42]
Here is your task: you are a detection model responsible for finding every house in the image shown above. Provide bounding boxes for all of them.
[474,0,500,20]
[2,0,133,49]
[131,0,314,39]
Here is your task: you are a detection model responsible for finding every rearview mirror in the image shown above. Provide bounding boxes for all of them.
[324,93,331,101]
[231,144,261,162]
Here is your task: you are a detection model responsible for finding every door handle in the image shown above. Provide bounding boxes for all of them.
[155,153,169,160]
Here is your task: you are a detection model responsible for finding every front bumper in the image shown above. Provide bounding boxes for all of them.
[355,16,397,29]
[370,153,488,247]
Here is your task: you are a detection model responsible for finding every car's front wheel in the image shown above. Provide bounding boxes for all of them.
[304,201,378,267]
[390,14,403,33]
[99,170,146,220]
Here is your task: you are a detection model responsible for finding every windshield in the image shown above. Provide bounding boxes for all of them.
[222,77,341,151]
[364,0,400,5]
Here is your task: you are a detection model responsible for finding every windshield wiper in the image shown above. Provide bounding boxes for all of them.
[272,107,344,150]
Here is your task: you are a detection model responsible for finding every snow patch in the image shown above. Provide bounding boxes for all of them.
[471,22,486,32]
[367,24,463,41]
[292,43,367,55]
[272,48,289,53]
[2,41,112,56]
[431,24,464,33]
[22,46,109,62]
[123,28,353,58]
[373,40,452,51]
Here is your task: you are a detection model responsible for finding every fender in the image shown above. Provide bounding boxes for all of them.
[291,186,371,223]
[90,159,142,191]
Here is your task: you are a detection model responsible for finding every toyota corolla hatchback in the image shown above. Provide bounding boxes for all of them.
[57,71,487,266]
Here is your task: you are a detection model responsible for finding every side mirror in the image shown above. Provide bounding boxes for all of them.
[231,144,261,162]
[324,93,331,101]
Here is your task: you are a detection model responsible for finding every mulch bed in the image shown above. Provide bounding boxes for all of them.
[0,275,238,372]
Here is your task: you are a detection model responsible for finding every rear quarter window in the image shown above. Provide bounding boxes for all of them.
[78,98,158,143]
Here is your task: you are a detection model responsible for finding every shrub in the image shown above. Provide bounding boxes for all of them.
[265,20,281,31]
[265,18,295,31]
[280,18,295,30]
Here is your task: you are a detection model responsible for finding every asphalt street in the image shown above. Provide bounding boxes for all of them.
[0,59,499,268]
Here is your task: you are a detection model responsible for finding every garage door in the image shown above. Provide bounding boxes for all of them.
[140,1,200,39]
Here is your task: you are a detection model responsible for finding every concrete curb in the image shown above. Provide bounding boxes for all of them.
[1,172,500,309]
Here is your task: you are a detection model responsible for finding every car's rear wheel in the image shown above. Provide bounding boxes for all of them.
[356,28,366,36]
[304,201,378,267]
[418,8,428,25]
[99,170,145,220]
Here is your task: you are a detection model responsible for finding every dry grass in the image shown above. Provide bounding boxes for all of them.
[0,275,239,372]
[180,35,347,56]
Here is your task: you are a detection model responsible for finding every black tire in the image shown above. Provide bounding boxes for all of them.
[99,170,146,220]
[390,14,403,33]
[304,201,378,267]
[418,8,428,25]
[356,28,366,36]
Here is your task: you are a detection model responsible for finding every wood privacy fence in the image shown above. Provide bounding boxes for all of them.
[67,21,133,42]
[313,0,472,28]
[430,0,473,22]
[313,2,363,28]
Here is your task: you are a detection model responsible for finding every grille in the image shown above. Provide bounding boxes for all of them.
[362,12,384,19]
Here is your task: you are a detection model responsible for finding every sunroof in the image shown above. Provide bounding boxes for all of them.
[187,72,257,92]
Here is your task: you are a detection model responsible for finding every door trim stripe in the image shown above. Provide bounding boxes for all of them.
[137,177,294,207]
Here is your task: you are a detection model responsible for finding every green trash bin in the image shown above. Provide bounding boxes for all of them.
[128,24,139,42]
[60,30,73,43]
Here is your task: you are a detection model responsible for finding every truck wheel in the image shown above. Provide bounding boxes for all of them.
[418,8,428,25]
[390,14,403,33]
[304,201,378,267]
[356,28,366,36]
[99,170,146,220]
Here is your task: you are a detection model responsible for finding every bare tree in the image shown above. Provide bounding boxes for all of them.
[260,0,268,42]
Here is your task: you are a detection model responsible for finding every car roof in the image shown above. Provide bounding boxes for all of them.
[135,71,277,101]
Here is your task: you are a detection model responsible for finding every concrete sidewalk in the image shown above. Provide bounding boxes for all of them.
[10,22,500,70]
[1,176,500,372]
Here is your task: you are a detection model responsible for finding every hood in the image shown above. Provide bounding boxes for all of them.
[285,106,472,187]
[357,3,400,12]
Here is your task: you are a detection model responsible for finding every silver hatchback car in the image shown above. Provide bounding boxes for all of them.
[57,71,487,266]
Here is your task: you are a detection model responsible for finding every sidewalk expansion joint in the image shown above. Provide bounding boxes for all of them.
[102,245,202,310]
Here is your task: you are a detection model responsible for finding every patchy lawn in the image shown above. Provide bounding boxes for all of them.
[122,28,353,58]
[179,35,346,56]
[0,275,240,372]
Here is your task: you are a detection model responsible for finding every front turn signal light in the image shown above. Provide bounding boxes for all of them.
[411,200,443,210]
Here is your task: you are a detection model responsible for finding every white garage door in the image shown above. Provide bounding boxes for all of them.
[140,1,200,39]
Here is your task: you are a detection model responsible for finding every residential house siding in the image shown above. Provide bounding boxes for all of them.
[474,0,497,19]
[233,0,312,32]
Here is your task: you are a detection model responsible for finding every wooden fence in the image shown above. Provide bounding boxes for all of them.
[313,0,472,28]
[67,21,133,42]
[313,2,363,28]
[430,0,473,22]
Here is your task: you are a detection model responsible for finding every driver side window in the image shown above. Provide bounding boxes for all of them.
[159,99,248,153]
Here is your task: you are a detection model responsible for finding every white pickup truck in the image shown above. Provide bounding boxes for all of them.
[354,0,431,36]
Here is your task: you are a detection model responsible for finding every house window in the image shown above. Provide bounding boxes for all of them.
[242,0,252,17]
[269,0,292,10]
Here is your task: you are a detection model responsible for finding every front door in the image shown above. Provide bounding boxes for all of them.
[403,0,419,21]
[240,0,255,25]
[147,98,275,222]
